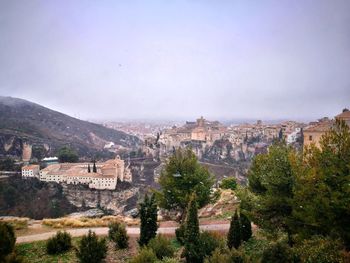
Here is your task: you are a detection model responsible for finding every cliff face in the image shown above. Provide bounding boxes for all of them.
[62,184,140,215]
[0,176,77,219]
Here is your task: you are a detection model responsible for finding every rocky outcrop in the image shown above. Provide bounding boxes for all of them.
[62,184,140,215]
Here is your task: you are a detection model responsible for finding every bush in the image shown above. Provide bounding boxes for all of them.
[0,218,29,230]
[147,235,175,260]
[220,177,237,190]
[199,231,223,258]
[204,248,246,263]
[46,231,72,255]
[156,258,180,263]
[175,224,186,245]
[0,222,16,260]
[294,236,343,263]
[76,230,107,263]
[108,222,129,249]
[130,248,158,263]
[261,242,293,263]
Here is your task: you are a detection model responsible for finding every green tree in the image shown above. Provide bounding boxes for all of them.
[238,142,297,245]
[294,119,350,249]
[156,148,214,221]
[87,164,91,173]
[220,177,237,190]
[57,146,79,163]
[0,223,16,262]
[240,212,252,242]
[76,230,107,263]
[294,236,343,263]
[184,193,202,263]
[227,210,241,249]
[139,194,158,246]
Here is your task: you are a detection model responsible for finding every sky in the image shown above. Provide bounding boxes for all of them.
[0,0,349,122]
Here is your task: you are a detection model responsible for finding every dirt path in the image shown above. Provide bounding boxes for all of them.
[16,224,230,244]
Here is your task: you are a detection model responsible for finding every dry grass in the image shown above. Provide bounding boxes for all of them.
[42,216,139,228]
[0,217,29,230]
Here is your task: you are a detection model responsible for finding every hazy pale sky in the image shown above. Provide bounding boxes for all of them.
[0,0,349,121]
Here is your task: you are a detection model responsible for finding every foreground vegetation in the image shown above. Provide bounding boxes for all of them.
[2,120,350,262]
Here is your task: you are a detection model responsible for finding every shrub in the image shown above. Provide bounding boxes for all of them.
[156,258,180,263]
[42,215,126,228]
[3,253,23,263]
[261,242,293,263]
[76,230,107,263]
[108,222,129,249]
[46,231,72,255]
[204,248,246,263]
[294,236,343,263]
[130,248,158,263]
[220,177,237,190]
[147,235,175,260]
[0,218,29,230]
[175,224,186,245]
[0,222,16,260]
[199,231,223,258]
[204,248,231,263]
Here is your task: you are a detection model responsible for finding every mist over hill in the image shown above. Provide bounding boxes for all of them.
[0,96,141,159]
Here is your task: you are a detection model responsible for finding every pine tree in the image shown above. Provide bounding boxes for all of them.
[240,212,252,242]
[138,193,158,246]
[227,210,241,249]
[92,161,97,173]
[184,193,202,263]
[76,230,107,263]
[88,164,91,173]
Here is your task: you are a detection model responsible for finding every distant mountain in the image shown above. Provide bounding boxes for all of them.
[0,96,141,159]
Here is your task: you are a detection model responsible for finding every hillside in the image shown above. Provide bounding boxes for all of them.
[0,176,77,219]
[0,96,141,159]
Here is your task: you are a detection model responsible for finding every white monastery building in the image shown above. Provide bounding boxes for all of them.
[22,156,132,190]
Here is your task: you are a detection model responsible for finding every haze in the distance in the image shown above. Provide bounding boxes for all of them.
[0,0,349,121]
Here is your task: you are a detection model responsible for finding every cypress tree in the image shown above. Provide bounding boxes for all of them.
[240,212,252,242]
[88,164,91,173]
[138,193,158,246]
[227,210,241,249]
[93,161,97,173]
[184,193,202,263]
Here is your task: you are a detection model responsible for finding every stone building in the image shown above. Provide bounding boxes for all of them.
[39,156,132,190]
[303,109,350,150]
[21,164,40,178]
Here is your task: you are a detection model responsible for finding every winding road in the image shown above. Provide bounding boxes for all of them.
[16,224,230,244]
